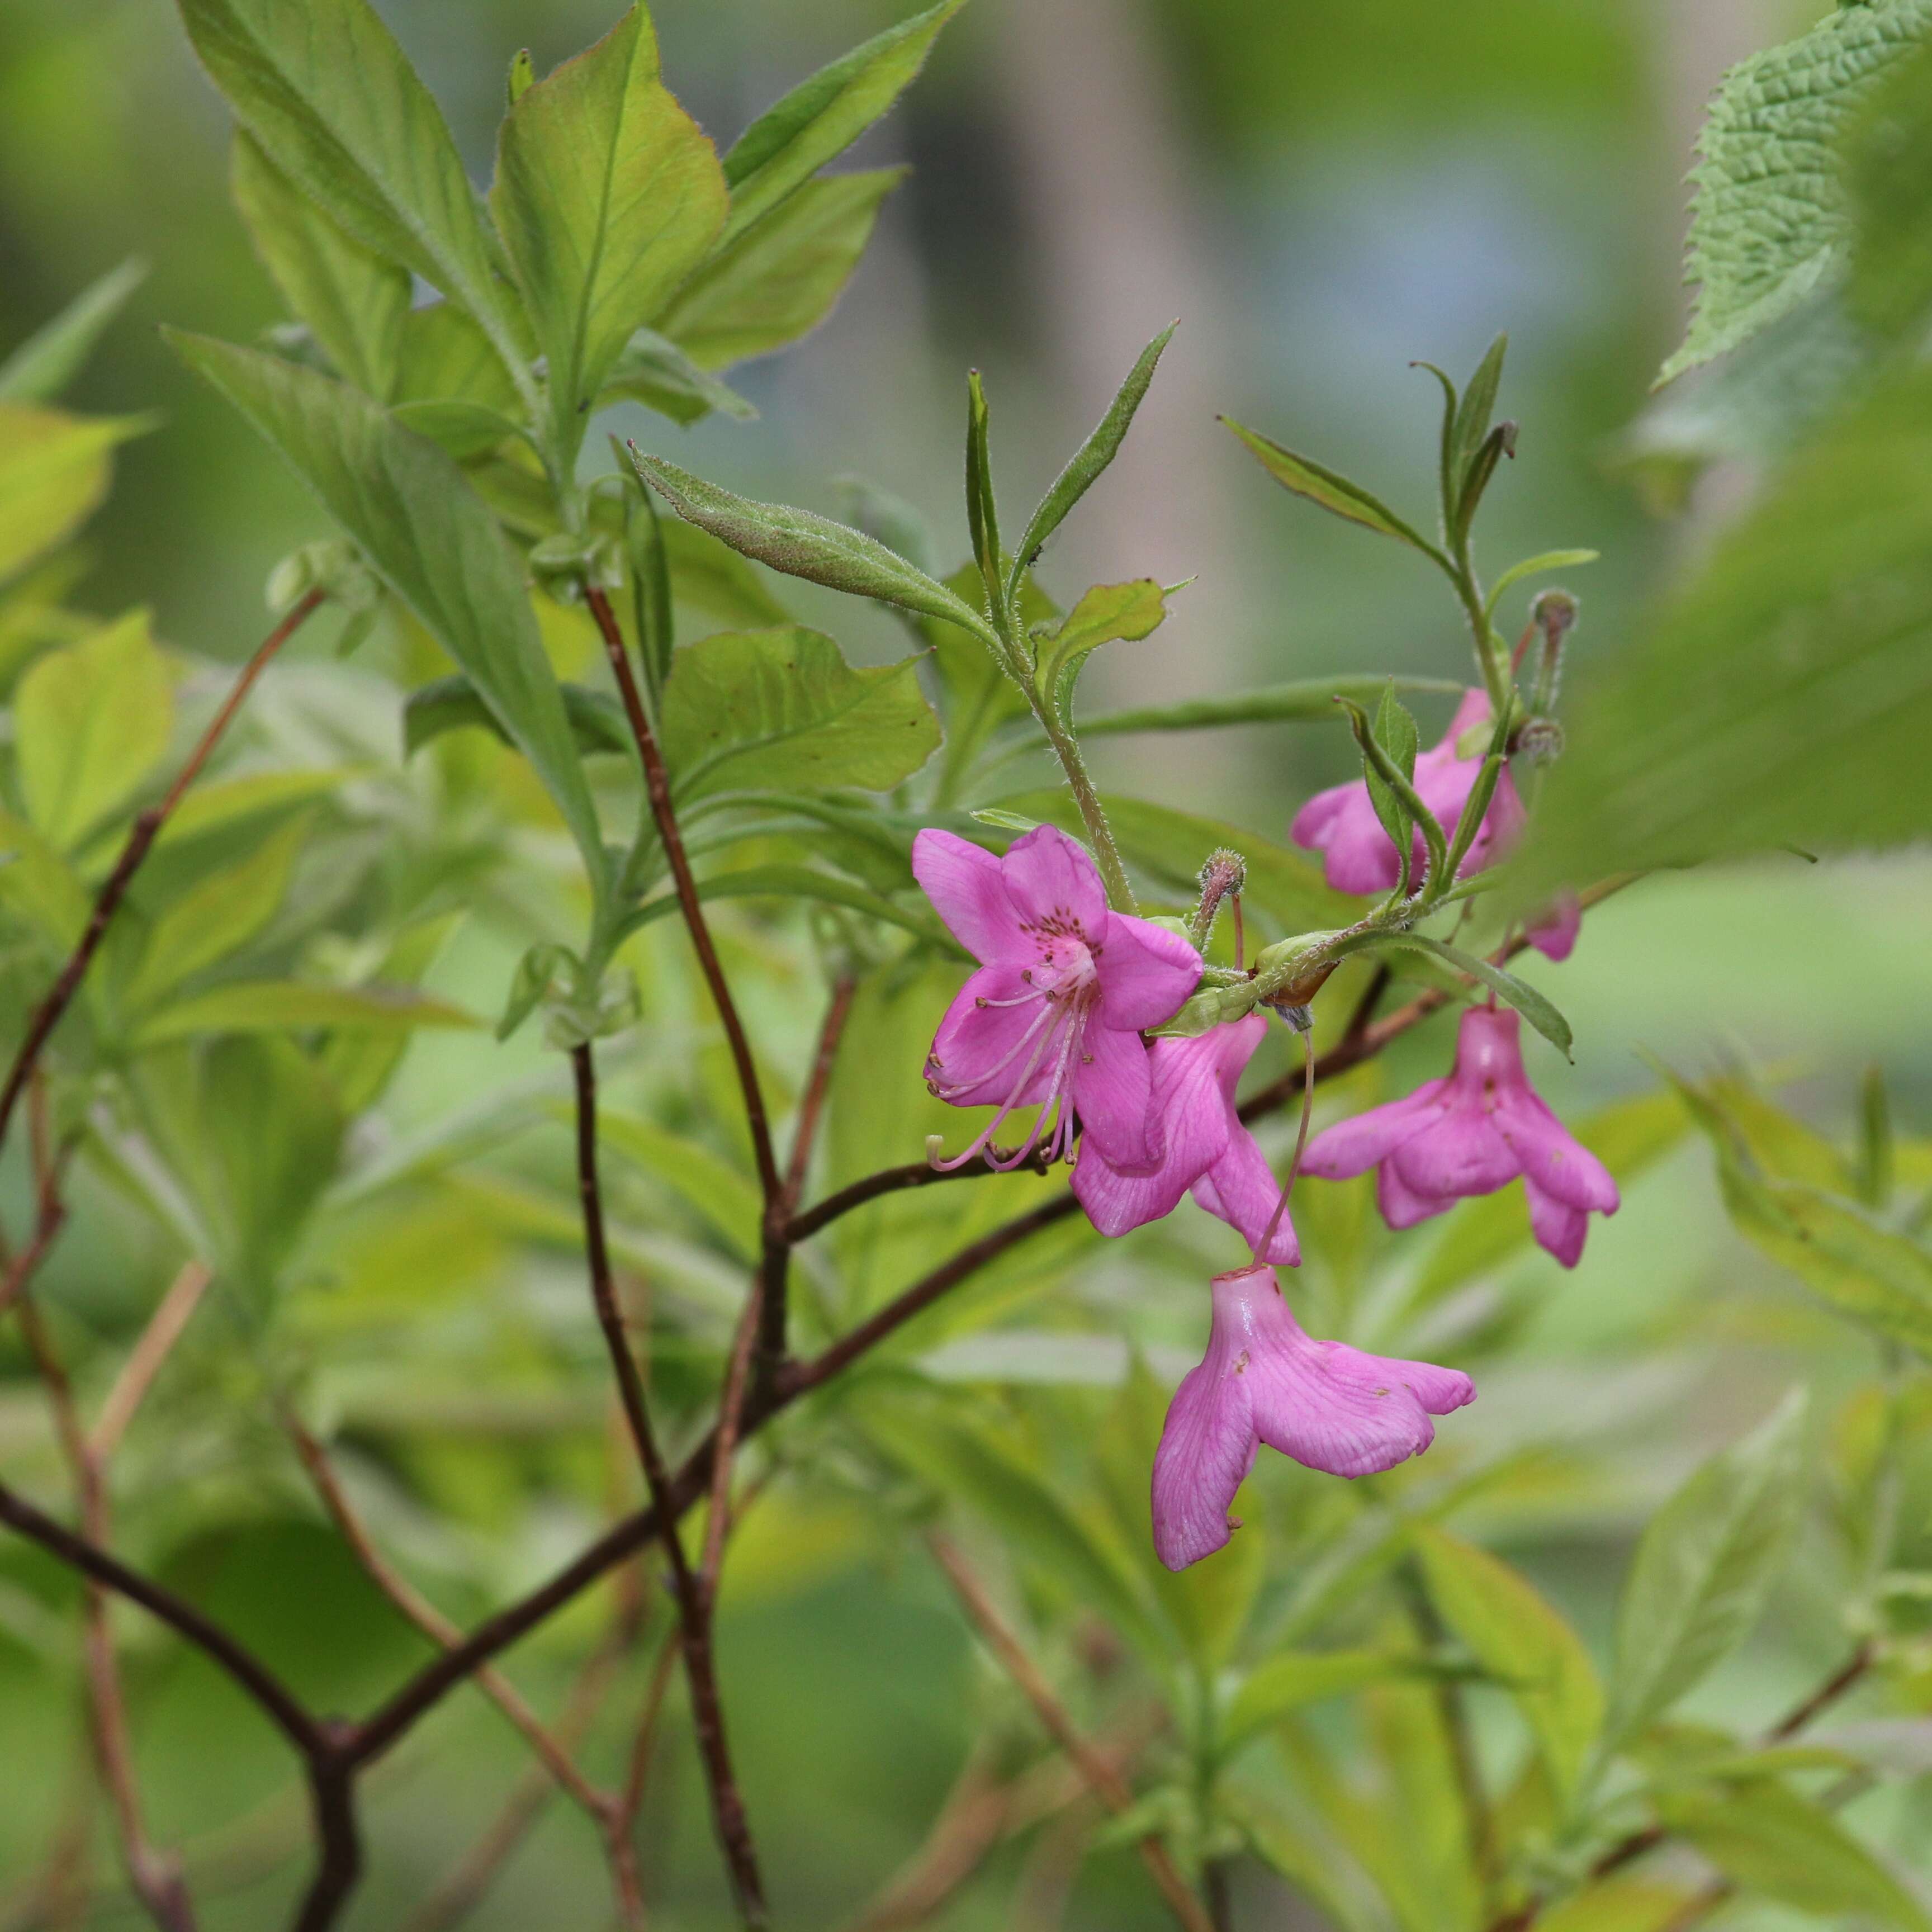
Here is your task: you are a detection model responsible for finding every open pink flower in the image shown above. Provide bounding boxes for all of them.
[1152,1265,1474,1570]
[914,826,1200,1171]
[1291,689,1525,896]
[1300,1006,1618,1267]
[1071,1014,1299,1263]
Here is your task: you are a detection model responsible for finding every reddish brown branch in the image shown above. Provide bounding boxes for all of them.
[571,1041,768,1928]
[0,589,324,1156]
[583,583,779,1201]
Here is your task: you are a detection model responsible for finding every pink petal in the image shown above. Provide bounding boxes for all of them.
[1321,1339,1476,1418]
[1524,1179,1591,1268]
[1069,1018,1155,1168]
[1289,782,1351,849]
[1527,890,1581,963]
[1319,804,1405,896]
[1377,1159,1455,1230]
[999,825,1107,937]
[1150,1310,1259,1572]
[927,964,1059,1110]
[1300,1081,1448,1180]
[1494,1092,1620,1214]
[1096,911,1201,1033]
[1195,1125,1300,1265]
[1387,1107,1520,1200]
[912,829,1024,964]
[1462,766,1526,871]
[1071,1027,1231,1232]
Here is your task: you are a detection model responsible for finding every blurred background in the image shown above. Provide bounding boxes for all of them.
[5,1,1930,1926]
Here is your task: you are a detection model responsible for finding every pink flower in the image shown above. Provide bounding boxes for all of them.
[1300,1006,1619,1267]
[914,826,1201,1171]
[1071,1014,1300,1263]
[1152,1265,1474,1570]
[1527,888,1581,963]
[1291,689,1525,896]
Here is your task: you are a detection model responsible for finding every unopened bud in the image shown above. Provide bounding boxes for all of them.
[528,531,621,602]
[1517,716,1566,765]
[266,539,378,617]
[1191,846,1248,949]
[1531,589,1578,641]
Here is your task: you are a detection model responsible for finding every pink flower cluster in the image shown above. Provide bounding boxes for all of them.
[910,700,1614,1571]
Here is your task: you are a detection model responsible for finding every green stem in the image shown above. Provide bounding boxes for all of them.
[1040,712,1135,912]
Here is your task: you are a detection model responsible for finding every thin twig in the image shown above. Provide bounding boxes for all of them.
[583,584,779,1201]
[91,1262,212,1461]
[0,589,325,1156]
[570,1041,768,1928]
[925,1534,1216,1932]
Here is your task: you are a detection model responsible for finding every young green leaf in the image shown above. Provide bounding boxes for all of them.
[167,332,607,880]
[655,169,903,372]
[1662,0,1932,381]
[657,517,790,628]
[630,449,998,642]
[1007,324,1174,596]
[1035,579,1167,700]
[0,406,150,587]
[1362,934,1574,1060]
[1415,1524,1605,1805]
[598,327,756,426]
[491,7,728,462]
[0,810,91,950]
[505,46,534,107]
[619,864,953,950]
[403,675,632,761]
[1449,332,1507,487]
[1077,674,1464,737]
[231,132,408,400]
[132,979,476,1047]
[1220,1649,1413,1753]
[1484,548,1599,621]
[1656,1778,1931,1930]
[1364,684,1420,887]
[175,0,528,392]
[1606,1389,1808,1750]
[718,0,964,245]
[0,258,147,405]
[16,609,173,852]
[661,626,940,799]
[124,813,313,1012]
[964,371,1002,613]
[1222,416,1447,562]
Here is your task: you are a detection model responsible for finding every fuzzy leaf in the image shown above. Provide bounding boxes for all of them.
[1223,416,1444,558]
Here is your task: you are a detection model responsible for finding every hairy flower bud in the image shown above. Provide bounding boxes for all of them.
[1517,715,1566,765]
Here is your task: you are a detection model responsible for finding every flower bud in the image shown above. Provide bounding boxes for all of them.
[528,531,622,603]
[1517,715,1566,765]
[266,539,378,617]
[1531,589,1579,640]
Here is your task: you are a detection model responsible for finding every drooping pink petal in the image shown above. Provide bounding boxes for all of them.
[1494,1091,1620,1215]
[1377,1160,1454,1230]
[1151,1267,1474,1569]
[1096,911,1202,1033]
[1524,1180,1590,1268]
[1194,1123,1301,1265]
[1300,1079,1448,1180]
[926,964,1060,1110]
[911,829,1025,965]
[1527,889,1581,963]
[1386,1107,1520,1201]
[1069,1017,1155,1168]
[998,824,1109,935]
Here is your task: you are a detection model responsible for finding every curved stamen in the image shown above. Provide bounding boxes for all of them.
[932,1002,1055,1101]
[931,1007,1072,1172]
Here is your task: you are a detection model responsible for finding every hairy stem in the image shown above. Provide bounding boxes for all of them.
[0,589,325,1156]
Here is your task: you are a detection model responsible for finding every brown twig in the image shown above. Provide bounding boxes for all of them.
[0,589,324,1156]
[570,1041,767,1928]
[91,1262,212,1461]
[583,583,779,1202]
[925,1533,1215,1932]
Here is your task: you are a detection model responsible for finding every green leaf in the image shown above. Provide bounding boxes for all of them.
[167,333,606,879]
[1036,579,1167,699]
[133,979,477,1047]
[619,863,949,948]
[1412,1090,1689,1309]
[1656,1778,1931,1930]
[1534,1882,1704,1932]
[1222,416,1446,561]
[1363,684,1420,882]
[662,626,939,798]
[1009,324,1173,595]
[231,132,408,399]
[124,812,312,1011]
[0,809,91,949]
[403,674,631,761]
[491,6,727,461]
[1000,790,1355,934]
[598,327,756,426]
[656,168,902,372]
[1450,333,1507,490]
[1415,1524,1605,1805]
[1361,935,1573,1062]
[1606,1389,1808,1749]
[1485,550,1599,621]
[718,0,964,245]
[1676,1077,1932,1358]
[1661,0,1932,381]
[964,371,1001,613]
[659,518,790,628]
[590,1107,763,1262]
[0,405,149,586]
[1847,35,1932,339]
[154,769,354,849]
[1079,675,1463,737]
[320,912,461,1114]
[1221,1649,1413,1753]
[15,609,173,851]
[0,258,147,405]
[175,0,528,391]
[1527,362,1932,889]
[632,451,997,641]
